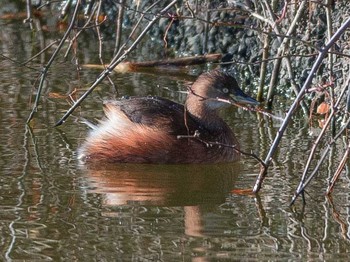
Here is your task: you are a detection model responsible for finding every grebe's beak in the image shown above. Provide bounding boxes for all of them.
[230,89,259,105]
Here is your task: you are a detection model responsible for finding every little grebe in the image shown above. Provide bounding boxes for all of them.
[78,70,258,164]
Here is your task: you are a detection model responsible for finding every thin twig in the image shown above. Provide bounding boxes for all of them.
[187,85,283,121]
[114,0,126,56]
[177,133,266,168]
[21,40,60,65]
[257,29,270,102]
[0,54,38,71]
[113,0,164,62]
[346,72,350,116]
[266,0,307,109]
[59,0,73,19]
[202,0,210,54]
[94,0,116,91]
[224,98,284,121]
[23,0,34,30]
[325,0,336,136]
[163,14,174,50]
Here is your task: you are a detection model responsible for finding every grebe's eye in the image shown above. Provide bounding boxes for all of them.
[222,88,229,94]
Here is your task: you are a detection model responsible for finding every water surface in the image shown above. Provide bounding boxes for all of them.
[0,17,350,262]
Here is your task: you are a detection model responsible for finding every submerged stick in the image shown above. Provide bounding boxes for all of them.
[253,17,350,194]
[55,0,178,126]
[82,53,223,72]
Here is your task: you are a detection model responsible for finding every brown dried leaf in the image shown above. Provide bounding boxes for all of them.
[317,102,330,115]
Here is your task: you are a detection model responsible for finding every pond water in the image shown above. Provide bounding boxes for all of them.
[1,18,350,261]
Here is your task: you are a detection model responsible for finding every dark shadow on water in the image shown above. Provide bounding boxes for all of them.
[79,162,242,207]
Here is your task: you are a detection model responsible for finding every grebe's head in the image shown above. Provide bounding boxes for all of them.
[189,70,259,110]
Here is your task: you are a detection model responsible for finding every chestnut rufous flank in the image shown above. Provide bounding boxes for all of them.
[78,70,258,164]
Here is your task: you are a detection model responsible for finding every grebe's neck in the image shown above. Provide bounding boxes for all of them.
[185,93,227,132]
